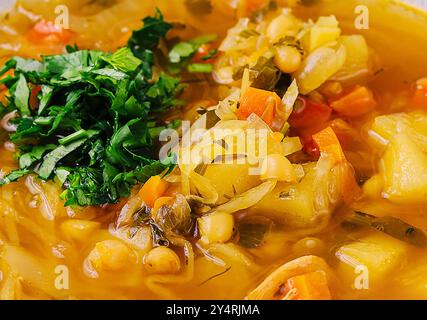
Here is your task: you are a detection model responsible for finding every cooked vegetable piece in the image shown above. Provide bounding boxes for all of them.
[198,211,234,245]
[251,162,328,231]
[301,16,341,52]
[246,255,333,300]
[295,44,346,94]
[330,85,377,117]
[366,112,427,205]
[139,175,169,208]
[274,45,302,74]
[410,78,427,110]
[267,12,301,43]
[237,87,283,128]
[335,232,407,286]
[283,270,331,300]
[381,133,427,204]
[332,35,369,81]
[312,127,346,164]
[260,153,296,182]
[288,96,332,130]
[144,246,181,274]
[152,196,174,216]
[153,194,194,236]
[87,240,135,272]
[203,162,261,205]
[169,35,216,64]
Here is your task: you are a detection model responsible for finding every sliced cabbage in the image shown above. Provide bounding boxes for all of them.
[331,35,370,81]
[214,180,277,214]
[295,43,347,94]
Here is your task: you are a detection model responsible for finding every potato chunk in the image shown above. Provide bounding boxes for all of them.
[381,133,427,203]
[335,232,407,288]
[365,112,427,205]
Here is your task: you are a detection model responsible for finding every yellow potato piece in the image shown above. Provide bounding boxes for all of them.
[335,232,407,287]
[381,133,427,204]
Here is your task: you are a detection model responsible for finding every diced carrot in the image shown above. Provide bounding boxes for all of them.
[283,271,331,300]
[330,85,377,117]
[27,19,73,45]
[237,87,283,128]
[152,196,173,216]
[328,118,357,149]
[138,176,169,208]
[29,85,42,110]
[339,161,362,204]
[312,127,346,164]
[410,78,427,110]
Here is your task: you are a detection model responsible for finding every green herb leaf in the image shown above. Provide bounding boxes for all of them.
[14,74,31,117]
[0,10,181,207]
[128,8,172,58]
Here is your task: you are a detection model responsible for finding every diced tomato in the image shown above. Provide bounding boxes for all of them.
[192,43,218,63]
[29,85,42,110]
[27,19,73,45]
[288,96,332,130]
[410,78,427,110]
[301,135,320,160]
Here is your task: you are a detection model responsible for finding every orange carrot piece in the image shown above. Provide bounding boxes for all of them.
[283,271,332,300]
[330,85,377,117]
[410,78,427,110]
[138,176,169,208]
[237,87,282,128]
[27,19,73,44]
[312,127,346,164]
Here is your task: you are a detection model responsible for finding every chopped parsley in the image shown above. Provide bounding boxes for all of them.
[0,10,182,207]
[168,34,217,73]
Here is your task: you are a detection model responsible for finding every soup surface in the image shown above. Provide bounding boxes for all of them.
[1,0,427,300]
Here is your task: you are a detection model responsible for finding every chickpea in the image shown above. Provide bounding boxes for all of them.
[292,237,326,256]
[198,211,234,245]
[267,14,299,43]
[261,154,296,182]
[144,246,181,274]
[274,45,302,74]
[87,240,134,272]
